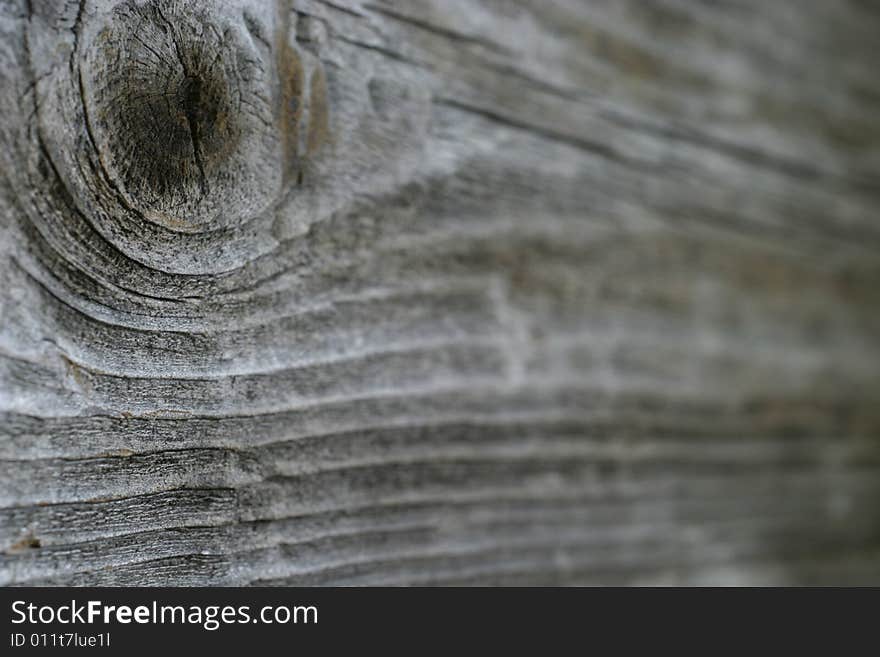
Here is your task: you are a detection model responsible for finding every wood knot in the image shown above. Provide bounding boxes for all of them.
[78,0,324,233]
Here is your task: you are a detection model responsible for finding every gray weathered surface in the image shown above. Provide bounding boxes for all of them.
[1,0,879,585]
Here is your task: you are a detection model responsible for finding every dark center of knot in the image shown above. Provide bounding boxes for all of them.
[178,74,209,194]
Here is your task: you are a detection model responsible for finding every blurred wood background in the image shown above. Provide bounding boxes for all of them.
[1,0,879,585]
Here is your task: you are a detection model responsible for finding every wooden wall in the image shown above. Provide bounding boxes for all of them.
[1,0,879,584]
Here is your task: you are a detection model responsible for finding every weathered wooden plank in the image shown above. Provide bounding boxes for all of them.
[0,0,878,585]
